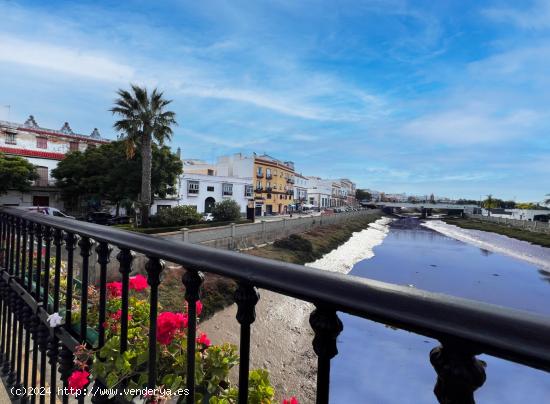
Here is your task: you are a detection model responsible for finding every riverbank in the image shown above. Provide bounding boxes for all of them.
[158,211,383,319]
[443,217,550,248]
[200,215,391,402]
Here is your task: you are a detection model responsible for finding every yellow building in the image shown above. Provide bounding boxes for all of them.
[253,154,295,216]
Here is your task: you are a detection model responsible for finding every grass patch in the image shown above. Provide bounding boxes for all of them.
[443,218,550,248]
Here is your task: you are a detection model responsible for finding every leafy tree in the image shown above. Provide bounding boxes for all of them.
[0,153,38,194]
[111,85,177,226]
[150,206,201,227]
[52,141,182,214]
[355,189,372,201]
[211,199,241,222]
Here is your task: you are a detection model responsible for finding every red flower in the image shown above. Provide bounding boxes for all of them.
[196,332,211,347]
[68,370,90,391]
[185,300,203,316]
[282,398,298,404]
[157,312,187,345]
[129,274,148,291]
[110,309,132,321]
[106,282,122,297]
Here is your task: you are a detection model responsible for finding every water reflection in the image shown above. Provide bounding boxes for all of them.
[330,218,550,403]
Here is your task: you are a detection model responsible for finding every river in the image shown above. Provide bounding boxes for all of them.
[330,217,550,403]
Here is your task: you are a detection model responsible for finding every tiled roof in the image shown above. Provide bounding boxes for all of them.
[0,146,65,160]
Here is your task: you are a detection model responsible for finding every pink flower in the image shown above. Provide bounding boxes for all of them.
[185,300,203,316]
[282,398,298,404]
[111,309,132,321]
[68,370,90,391]
[129,274,148,291]
[196,332,211,347]
[157,312,187,345]
[106,282,122,297]
[196,300,203,316]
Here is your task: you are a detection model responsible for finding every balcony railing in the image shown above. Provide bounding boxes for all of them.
[256,173,263,178]
[0,207,550,404]
[265,174,272,180]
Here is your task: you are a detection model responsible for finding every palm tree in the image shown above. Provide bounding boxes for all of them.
[545,194,550,205]
[111,85,177,226]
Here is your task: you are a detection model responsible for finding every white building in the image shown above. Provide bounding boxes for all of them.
[0,115,108,209]
[152,173,253,215]
[293,174,308,207]
[306,177,332,209]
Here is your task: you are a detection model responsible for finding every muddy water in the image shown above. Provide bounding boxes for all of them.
[330,218,550,403]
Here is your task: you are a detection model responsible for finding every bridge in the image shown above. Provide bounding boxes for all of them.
[372,202,480,218]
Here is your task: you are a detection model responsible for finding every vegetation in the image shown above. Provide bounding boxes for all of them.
[111,85,177,226]
[150,206,202,227]
[211,199,242,222]
[0,152,38,194]
[52,141,182,214]
[444,218,550,248]
[355,189,372,201]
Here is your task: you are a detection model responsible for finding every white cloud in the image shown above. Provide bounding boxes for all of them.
[0,35,135,82]
[483,0,550,30]
[401,108,542,144]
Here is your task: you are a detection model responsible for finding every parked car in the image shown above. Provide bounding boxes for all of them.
[203,213,214,222]
[86,211,113,225]
[109,215,131,225]
[21,206,75,219]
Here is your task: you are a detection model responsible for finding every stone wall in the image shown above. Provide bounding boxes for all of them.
[166,210,381,250]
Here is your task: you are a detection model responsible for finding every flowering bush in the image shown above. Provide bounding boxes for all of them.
[75,276,278,403]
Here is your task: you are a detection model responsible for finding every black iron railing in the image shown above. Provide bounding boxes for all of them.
[0,207,550,403]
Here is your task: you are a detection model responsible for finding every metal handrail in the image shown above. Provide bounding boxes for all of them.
[2,206,550,371]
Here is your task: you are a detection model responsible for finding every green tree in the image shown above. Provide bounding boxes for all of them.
[111,85,177,225]
[211,199,242,222]
[52,141,182,214]
[0,153,38,194]
[355,189,372,201]
[150,205,201,227]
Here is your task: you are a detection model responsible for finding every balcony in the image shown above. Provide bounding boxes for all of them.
[266,174,272,180]
[256,172,264,178]
[0,207,550,404]
[287,178,294,184]
[255,187,263,193]
[265,187,272,193]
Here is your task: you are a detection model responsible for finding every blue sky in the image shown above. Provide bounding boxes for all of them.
[0,0,549,201]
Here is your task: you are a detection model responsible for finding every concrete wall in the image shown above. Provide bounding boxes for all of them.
[169,209,381,250]
[466,214,550,235]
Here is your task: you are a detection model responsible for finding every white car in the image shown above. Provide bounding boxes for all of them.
[22,206,75,219]
[203,213,214,222]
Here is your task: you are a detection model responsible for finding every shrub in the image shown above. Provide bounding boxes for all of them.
[211,199,242,222]
[150,205,202,227]
[274,234,313,253]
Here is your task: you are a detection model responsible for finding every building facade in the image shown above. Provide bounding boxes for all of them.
[293,174,308,208]
[306,177,332,209]
[253,154,295,216]
[152,173,253,216]
[0,115,108,208]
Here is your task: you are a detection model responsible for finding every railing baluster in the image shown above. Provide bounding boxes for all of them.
[182,269,204,404]
[7,217,21,388]
[430,340,486,404]
[145,257,164,389]
[95,242,111,348]
[3,216,15,377]
[64,232,77,331]
[116,249,134,353]
[78,237,93,342]
[48,229,63,404]
[30,224,42,404]
[15,219,27,395]
[309,306,343,404]
[38,227,53,404]
[234,282,260,404]
[22,305,32,404]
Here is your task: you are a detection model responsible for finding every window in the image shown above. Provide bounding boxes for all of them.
[69,141,79,152]
[207,186,214,192]
[188,180,199,195]
[256,167,263,177]
[5,133,16,145]
[256,180,262,190]
[222,183,233,196]
[245,185,253,197]
[207,169,214,176]
[36,137,47,149]
[35,166,48,187]
[266,168,271,178]
[267,194,271,199]
[266,182,271,189]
